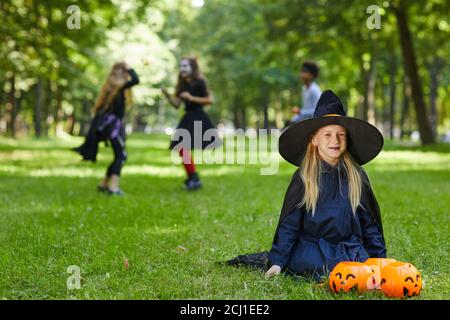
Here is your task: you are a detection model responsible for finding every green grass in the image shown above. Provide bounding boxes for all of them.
[0,133,449,299]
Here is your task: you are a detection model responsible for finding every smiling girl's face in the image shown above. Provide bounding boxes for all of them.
[311,124,347,165]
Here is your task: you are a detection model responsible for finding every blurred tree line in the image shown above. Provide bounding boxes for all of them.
[0,0,449,145]
[0,0,177,138]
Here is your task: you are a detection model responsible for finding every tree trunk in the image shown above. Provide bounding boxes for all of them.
[34,80,44,137]
[400,76,411,139]
[274,94,284,129]
[0,78,4,132]
[6,76,21,138]
[357,62,365,119]
[232,95,242,129]
[363,55,377,125]
[380,84,388,135]
[393,2,434,144]
[54,86,64,136]
[13,95,21,135]
[66,114,76,136]
[429,58,441,140]
[367,59,377,126]
[43,80,51,136]
[262,88,269,130]
[241,106,247,130]
[6,75,18,138]
[78,99,91,136]
[389,55,397,139]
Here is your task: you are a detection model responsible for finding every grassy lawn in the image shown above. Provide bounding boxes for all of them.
[0,133,449,299]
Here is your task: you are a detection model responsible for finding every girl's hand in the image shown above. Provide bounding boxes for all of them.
[265,265,282,278]
[179,91,193,101]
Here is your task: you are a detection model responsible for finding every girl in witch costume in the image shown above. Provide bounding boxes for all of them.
[162,57,221,191]
[226,90,386,280]
[73,62,139,195]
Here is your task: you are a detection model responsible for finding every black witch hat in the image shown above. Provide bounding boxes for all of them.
[279,90,384,166]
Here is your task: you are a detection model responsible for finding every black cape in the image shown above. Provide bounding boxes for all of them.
[71,114,105,162]
[225,168,384,271]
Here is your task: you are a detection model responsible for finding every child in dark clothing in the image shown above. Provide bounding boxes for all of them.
[227,90,386,280]
[73,62,139,195]
[162,57,220,191]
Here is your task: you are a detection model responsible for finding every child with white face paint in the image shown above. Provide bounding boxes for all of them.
[179,59,193,77]
[162,57,221,190]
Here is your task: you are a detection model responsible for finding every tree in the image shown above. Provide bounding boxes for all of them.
[392,0,434,144]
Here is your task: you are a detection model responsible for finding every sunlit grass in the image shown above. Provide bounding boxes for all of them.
[0,134,449,299]
[372,150,450,171]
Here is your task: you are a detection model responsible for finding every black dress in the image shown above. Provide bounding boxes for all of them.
[225,161,386,279]
[268,160,386,277]
[169,78,221,150]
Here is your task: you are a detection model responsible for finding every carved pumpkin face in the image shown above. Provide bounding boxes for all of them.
[380,262,422,298]
[364,258,397,289]
[329,262,376,293]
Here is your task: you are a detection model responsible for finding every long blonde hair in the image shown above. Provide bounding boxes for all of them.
[93,62,132,114]
[299,141,363,216]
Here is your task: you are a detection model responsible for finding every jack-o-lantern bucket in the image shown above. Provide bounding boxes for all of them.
[364,258,397,289]
[380,261,422,298]
[329,262,376,293]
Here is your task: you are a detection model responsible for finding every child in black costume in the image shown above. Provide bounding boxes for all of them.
[73,62,139,195]
[162,57,220,191]
[227,90,386,280]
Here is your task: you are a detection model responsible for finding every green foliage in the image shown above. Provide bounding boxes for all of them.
[167,0,449,132]
[0,0,449,138]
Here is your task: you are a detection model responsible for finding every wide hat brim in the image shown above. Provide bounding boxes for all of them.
[279,115,384,166]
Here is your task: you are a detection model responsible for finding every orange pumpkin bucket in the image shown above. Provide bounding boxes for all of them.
[364,258,397,289]
[380,261,422,298]
[329,262,376,293]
